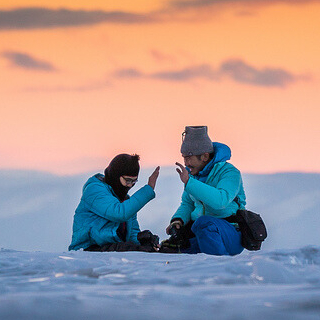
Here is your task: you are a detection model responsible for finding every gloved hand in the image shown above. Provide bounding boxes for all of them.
[166,220,183,235]
[160,219,190,253]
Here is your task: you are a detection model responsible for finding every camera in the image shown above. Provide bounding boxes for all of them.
[137,230,159,247]
[168,224,183,245]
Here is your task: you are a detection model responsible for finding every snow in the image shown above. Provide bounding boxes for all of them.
[1,247,320,320]
[0,169,320,319]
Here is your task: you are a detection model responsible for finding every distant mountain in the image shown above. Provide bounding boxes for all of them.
[0,169,319,252]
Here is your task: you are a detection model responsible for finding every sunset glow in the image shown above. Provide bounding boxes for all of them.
[1,1,319,174]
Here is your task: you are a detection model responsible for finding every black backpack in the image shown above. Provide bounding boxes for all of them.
[225,209,267,251]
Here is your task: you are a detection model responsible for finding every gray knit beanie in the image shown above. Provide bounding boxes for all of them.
[180,126,213,156]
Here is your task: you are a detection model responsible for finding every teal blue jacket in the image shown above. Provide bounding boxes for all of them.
[172,143,246,224]
[69,174,155,251]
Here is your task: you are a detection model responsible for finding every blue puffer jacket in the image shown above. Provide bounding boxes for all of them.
[69,174,155,251]
[171,142,246,224]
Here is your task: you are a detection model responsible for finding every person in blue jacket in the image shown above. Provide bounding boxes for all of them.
[161,126,246,255]
[69,154,160,252]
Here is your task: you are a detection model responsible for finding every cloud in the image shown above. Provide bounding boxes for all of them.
[0,7,154,30]
[25,80,112,92]
[153,64,218,81]
[24,60,303,91]
[1,2,318,31]
[114,64,218,81]
[219,59,296,87]
[169,0,320,10]
[150,50,177,64]
[114,68,143,78]
[2,51,56,71]
[114,59,303,87]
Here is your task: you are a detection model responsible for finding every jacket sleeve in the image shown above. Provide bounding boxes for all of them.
[185,167,241,210]
[171,190,195,225]
[83,183,155,223]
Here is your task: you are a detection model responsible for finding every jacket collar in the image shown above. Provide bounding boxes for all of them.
[190,142,231,181]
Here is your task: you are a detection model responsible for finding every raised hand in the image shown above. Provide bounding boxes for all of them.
[148,166,160,190]
[175,162,189,184]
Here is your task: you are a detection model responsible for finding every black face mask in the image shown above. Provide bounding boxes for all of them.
[103,154,140,202]
[104,168,131,201]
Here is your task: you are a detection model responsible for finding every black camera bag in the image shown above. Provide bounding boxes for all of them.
[236,210,267,250]
[225,209,267,251]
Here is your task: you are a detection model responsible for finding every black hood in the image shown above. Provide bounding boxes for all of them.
[103,154,140,201]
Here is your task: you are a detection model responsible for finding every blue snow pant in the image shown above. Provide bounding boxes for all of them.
[181,216,244,256]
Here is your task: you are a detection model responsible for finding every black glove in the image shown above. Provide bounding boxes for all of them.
[137,230,159,247]
[167,224,185,245]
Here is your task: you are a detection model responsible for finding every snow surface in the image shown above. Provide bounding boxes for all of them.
[1,247,320,320]
[0,169,320,319]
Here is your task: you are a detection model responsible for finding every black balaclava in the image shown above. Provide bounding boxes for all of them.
[104,154,140,201]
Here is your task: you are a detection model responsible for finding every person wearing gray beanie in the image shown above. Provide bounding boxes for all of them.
[180,126,214,156]
[161,126,247,256]
[178,126,215,176]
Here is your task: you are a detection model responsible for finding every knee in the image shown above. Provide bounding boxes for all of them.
[192,216,220,233]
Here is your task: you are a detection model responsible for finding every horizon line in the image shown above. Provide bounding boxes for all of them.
[0,167,320,178]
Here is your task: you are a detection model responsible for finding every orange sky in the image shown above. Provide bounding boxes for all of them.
[0,0,319,175]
